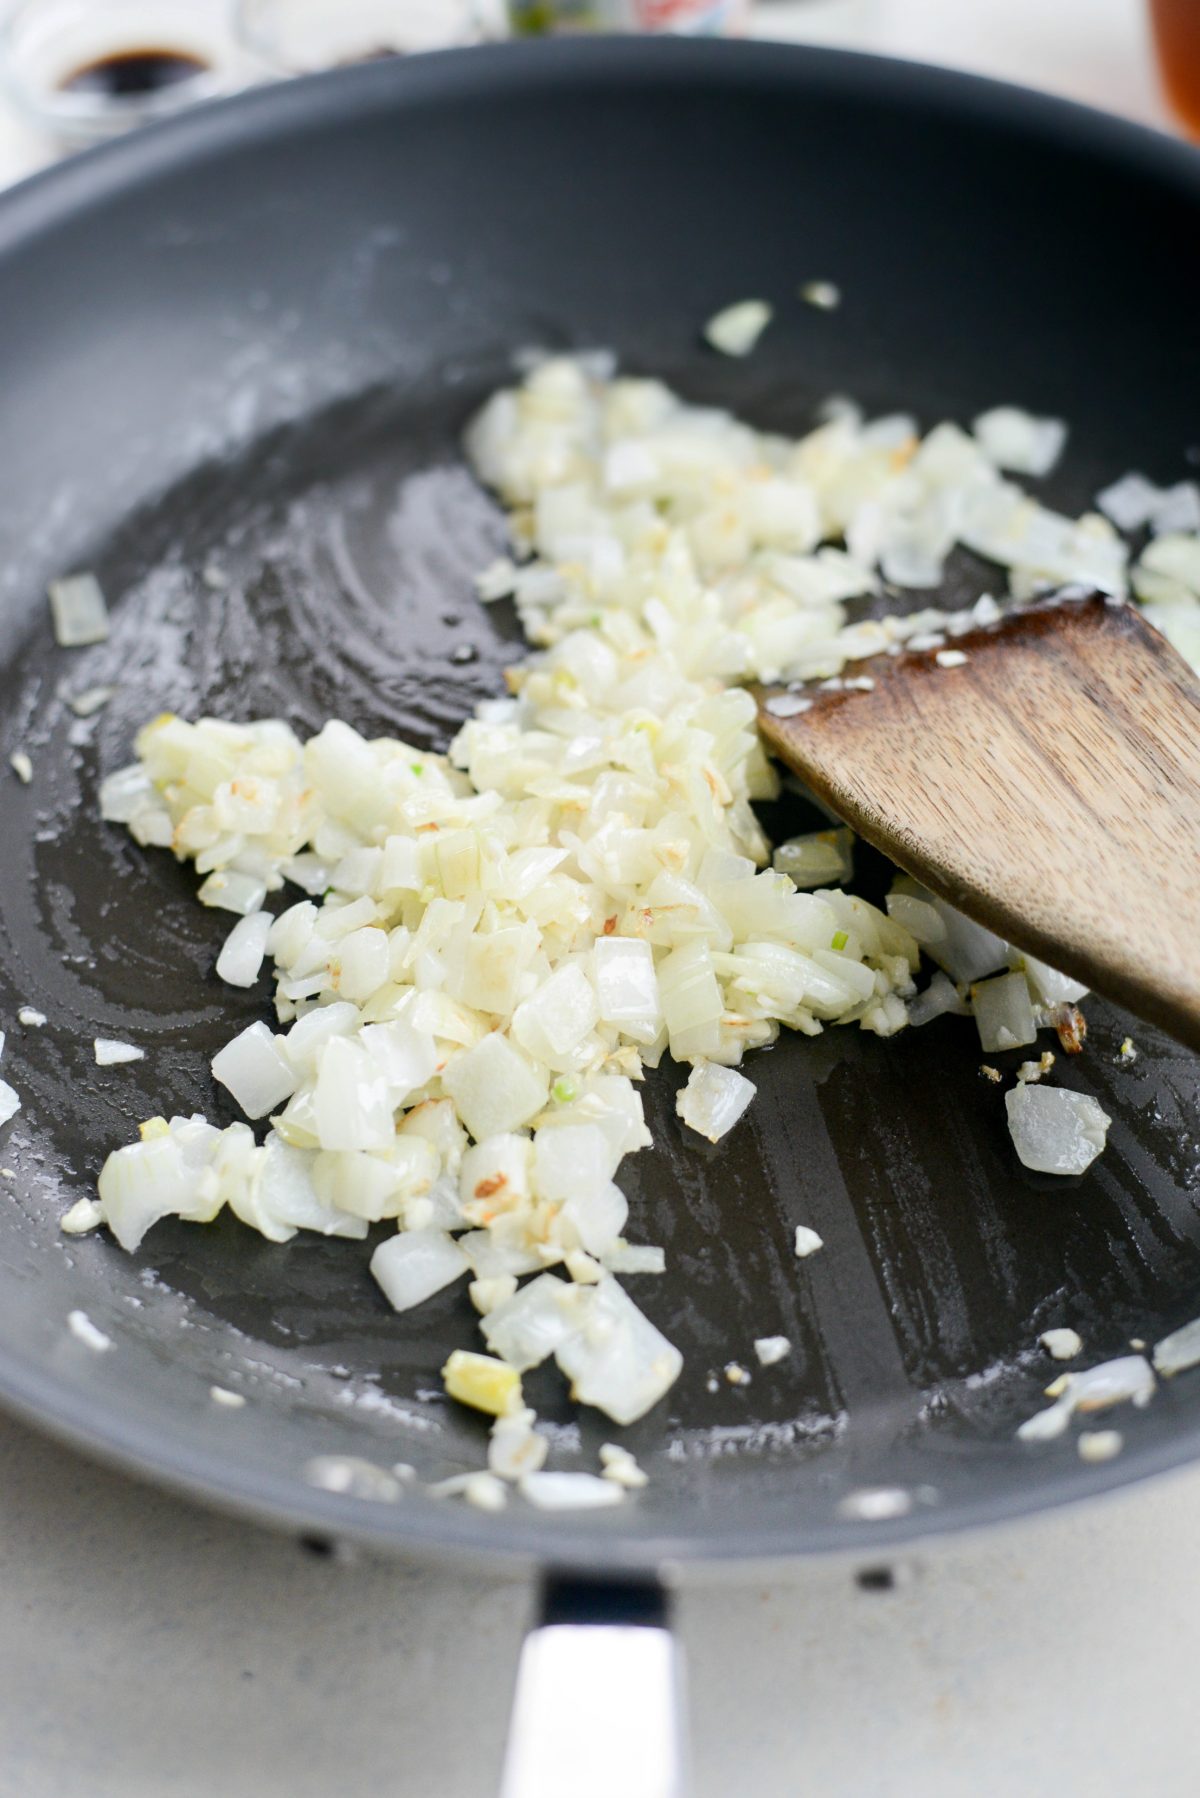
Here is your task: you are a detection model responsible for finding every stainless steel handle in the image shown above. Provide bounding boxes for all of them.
[499,1578,688,1798]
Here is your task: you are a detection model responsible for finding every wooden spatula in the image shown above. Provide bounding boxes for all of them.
[755,593,1200,1052]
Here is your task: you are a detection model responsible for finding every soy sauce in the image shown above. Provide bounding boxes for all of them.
[58,48,208,100]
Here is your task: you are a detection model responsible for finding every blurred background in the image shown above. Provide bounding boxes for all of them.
[0,0,1191,173]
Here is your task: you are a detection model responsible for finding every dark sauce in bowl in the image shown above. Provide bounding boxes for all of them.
[58,48,209,100]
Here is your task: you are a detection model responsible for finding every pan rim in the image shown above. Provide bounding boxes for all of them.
[4,35,1200,1568]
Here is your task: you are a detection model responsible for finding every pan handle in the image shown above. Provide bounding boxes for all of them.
[498,1576,688,1798]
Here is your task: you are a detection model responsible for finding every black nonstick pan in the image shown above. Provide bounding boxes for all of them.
[2,36,1200,1788]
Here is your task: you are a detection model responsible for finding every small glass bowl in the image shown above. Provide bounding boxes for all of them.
[0,0,250,148]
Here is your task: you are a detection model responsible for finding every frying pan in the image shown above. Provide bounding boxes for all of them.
[2,35,1200,1791]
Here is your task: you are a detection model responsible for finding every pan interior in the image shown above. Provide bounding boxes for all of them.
[2,42,1200,1562]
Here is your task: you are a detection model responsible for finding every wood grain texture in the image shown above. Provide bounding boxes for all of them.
[757,595,1200,1050]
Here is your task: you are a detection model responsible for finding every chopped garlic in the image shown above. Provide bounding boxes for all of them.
[17,1008,46,1028]
[1040,1327,1083,1361]
[520,1470,623,1510]
[469,1275,518,1316]
[9,751,32,784]
[463,1470,508,1512]
[61,1198,102,1235]
[475,557,517,601]
[934,649,968,669]
[67,1309,111,1352]
[442,1349,522,1418]
[704,298,773,357]
[210,1385,246,1408]
[799,280,841,310]
[754,1335,791,1366]
[68,685,116,718]
[724,1361,751,1386]
[489,1407,548,1481]
[94,1038,144,1067]
[793,1226,824,1259]
[599,1442,648,1489]
[1018,1354,1154,1441]
[837,1486,913,1522]
[1078,1429,1123,1463]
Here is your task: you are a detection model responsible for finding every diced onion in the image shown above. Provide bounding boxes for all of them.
[907,970,969,1028]
[481,1273,584,1370]
[971,970,1037,1053]
[775,829,853,890]
[1014,951,1088,1007]
[444,1034,548,1141]
[1153,1316,1200,1378]
[555,1276,682,1426]
[925,899,1009,983]
[212,1022,296,1120]
[49,572,109,647]
[1005,1084,1111,1176]
[886,892,946,947]
[370,1231,470,1313]
[199,870,269,916]
[676,1060,755,1143]
[216,911,273,987]
[973,407,1067,478]
[604,1242,665,1275]
[95,352,1181,1471]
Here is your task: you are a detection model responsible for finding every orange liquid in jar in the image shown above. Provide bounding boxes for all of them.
[1149,0,1200,137]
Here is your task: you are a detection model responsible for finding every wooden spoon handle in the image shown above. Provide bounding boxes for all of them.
[758,597,1200,1051]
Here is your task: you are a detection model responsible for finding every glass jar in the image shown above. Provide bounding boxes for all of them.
[506,0,748,32]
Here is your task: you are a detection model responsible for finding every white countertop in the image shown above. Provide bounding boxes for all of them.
[2,5,1196,1797]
